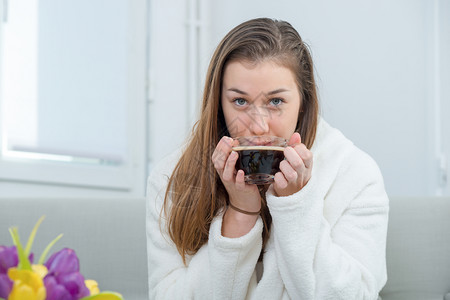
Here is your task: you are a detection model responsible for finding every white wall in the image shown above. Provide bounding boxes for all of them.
[1,0,446,197]
[149,0,449,197]
[147,0,211,168]
[147,0,190,170]
[439,0,450,195]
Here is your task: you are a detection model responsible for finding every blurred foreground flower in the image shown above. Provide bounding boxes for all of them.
[0,246,34,299]
[44,248,90,300]
[7,265,47,300]
[0,246,18,299]
[0,216,123,300]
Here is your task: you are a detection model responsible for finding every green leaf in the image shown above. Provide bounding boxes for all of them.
[80,292,124,300]
[25,215,45,256]
[9,227,32,270]
[38,233,63,265]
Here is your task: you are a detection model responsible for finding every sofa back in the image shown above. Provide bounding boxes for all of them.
[380,196,450,300]
[0,197,148,300]
[2,196,450,300]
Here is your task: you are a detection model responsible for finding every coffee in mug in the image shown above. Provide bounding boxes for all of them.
[232,136,287,185]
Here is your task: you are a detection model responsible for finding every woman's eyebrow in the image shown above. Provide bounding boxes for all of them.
[227,88,248,95]
[267,88,289,95]
[227,88,289,95]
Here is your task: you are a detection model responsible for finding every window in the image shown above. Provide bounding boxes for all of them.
[0,0,147,195]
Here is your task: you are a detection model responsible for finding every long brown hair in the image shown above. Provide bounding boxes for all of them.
[163,18,319,264]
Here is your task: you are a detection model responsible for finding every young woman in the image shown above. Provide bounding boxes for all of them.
[146,18,388,299]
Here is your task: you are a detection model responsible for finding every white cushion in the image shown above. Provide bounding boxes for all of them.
[379,197,450,300]
[0,197,148,300]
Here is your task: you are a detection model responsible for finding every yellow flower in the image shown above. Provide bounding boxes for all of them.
[81,281,124,300]
[7,265,47,300]
[31,265,48,279]
[85,279,100,295]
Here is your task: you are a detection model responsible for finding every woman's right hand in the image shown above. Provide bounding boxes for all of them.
[212,136,262,220]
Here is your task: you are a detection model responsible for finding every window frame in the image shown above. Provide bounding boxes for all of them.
[0,0,148,195]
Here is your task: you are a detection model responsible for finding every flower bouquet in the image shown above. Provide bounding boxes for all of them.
[0,216,123,300]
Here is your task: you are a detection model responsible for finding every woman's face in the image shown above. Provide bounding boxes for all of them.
[221,60,301,140]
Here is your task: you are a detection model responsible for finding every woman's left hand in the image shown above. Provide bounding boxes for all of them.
[273,132,313,197]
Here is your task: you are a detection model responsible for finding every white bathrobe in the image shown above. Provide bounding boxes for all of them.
[146,118,389,300]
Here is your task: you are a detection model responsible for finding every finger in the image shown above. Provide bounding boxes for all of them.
[212,137,234,170]
[231,138,240,147]
[288,132,301,146]
[279,159,298,182]
[222,151,238,182]
[235,170,246,190]
[284,146,306,173]
[211,137,224,162]
[223,136,234,149]
[293,144,313,169]
[213,136,233,157]
[273,171,288,189]
[212,150,227,172]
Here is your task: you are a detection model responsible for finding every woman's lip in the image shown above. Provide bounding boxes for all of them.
[255,141,272,146]
[236,135,286,146]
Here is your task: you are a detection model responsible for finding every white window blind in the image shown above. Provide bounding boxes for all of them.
[0,0,147,193]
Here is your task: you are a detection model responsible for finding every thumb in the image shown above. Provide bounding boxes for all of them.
[288,132,301,146]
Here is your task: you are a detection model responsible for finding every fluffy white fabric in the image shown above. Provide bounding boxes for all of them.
[146,118,389,300]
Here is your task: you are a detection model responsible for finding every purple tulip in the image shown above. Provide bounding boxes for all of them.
[44,276,76,300]
[0,246,34,273]
[44,248,90,300]
[0,273,13,299]
[0,246,17,298]
[0,245,35,298]
[0,246,18,274]
[45,248,80,275]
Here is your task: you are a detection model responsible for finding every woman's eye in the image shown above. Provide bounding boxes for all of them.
[233,98,247,106]
[269,98,283,106]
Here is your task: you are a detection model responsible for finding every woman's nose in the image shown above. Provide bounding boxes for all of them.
[249,106,270,135]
